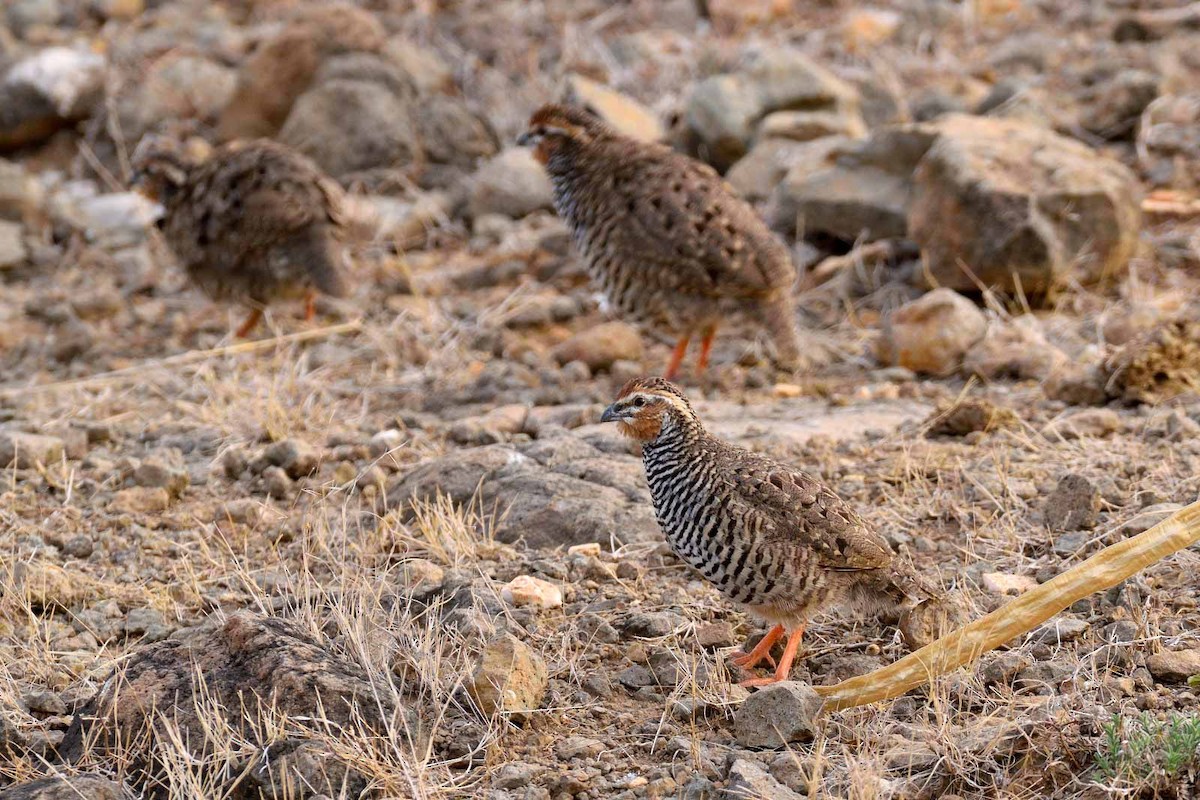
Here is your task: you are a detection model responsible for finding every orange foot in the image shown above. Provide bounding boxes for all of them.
[737,622,806,688]
[730,623,784,670]
[235,307,263,338]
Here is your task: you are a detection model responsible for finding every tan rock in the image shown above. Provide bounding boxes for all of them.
[878,289,987,376]
[553,321,644,372]
[501,576,563,609]
[110,486,171,514]
[466,634,548,721]
[564,74,663,142]
[981,572,1038,596]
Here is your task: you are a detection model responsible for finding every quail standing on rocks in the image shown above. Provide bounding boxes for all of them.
[519,104,824,381]
[601,377,939,685]
[131,136,350,338]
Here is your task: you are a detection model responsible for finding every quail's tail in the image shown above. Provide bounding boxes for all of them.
[296,229,350,299]
[763,292,831,372]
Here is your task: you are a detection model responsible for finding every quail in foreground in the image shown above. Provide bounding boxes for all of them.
[519,104,824,381]
[131,136,350,337]
[601,377,937,685]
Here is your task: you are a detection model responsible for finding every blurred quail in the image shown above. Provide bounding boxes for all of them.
[519,104,823,381]
[131,136,350,337]
[601,377,937,685]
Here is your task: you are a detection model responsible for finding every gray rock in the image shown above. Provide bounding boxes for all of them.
[123,607,172,642]
[132,452,189,498]
[909,115,1141,294]
[0,775,124,800]
[733,681,823,748]
[263,467,293,499]
[0,220,28,270]
[1,48,105,151]
[773,162,910,241]
[724,758,803,799]
[415,93,498,169]
[280,79,418,178]
[0,431,65,468]
[686,48,859,171]
[6,0,62,35]
[979,651,1032,685]
[1138,93,1200,188]
[726,137,844,203]
[263,439,320,479]
[622,611,685,639]
[1044,474,1100,532]
[468,148,553,220]
[962,316,1066,381]
[1078,69,1159,141]
[877,289,987,376]
[388,441,658,548]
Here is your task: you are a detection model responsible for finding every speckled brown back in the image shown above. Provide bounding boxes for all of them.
[148,139,349,305]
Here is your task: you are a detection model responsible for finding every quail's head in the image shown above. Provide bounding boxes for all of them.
[517,103,608,166]
[129,135,201,202]
[601,377,699,443]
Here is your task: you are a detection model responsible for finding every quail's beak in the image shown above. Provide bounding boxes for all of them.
[600,403,623,423]
[516,130,539,147]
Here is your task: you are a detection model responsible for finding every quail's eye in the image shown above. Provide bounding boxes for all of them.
[632,397,645,408]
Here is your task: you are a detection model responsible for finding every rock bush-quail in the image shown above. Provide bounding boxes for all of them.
[601,377,939,685]
[519,104,823,380]
[131,136,350,337]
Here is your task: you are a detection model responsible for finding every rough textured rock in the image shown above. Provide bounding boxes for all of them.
[217,3,386,141]
[1043,474,1101,532]
[686,48,860,170]
[877,289,987,376]
[725,759,803,800]
[1146,649,1200,683]
[465,633,548,721]
[279,79,418,178]
[552,321,644,372]
[468,148,554,220]
[770,126,932,240]
[1137,93,1200,188]
[727,136,845,203]
[0,431,65,468]
[909,115,1141,294]
[962,316,1067,381]
[61,612,415,798]
[387,437,659,547]
[0,47,105,152]
[733,682,823,748]
[0,775,125,800]
[926,397,1019,437]
[0,220,29,270]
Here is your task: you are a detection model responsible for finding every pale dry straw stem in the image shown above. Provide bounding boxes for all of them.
[0,321,364,399]
[817,497,1200,711]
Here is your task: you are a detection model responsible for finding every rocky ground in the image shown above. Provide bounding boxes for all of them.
[3,0,1200,798]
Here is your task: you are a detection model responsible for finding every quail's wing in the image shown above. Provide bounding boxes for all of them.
[611,151,794,298]
[729,451,893,571]
[194,148,338,253]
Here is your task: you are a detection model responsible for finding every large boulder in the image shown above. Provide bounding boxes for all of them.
[685,48,862,171]
[217,2,386,141]
[279,79,419,178]
[61,612,418,799]
[909,115,1141,294]
[387,436,659,548]
[0,48,105,152]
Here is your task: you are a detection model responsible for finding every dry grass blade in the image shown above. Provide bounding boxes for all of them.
[0,320,363,398]
[818,497,1200,711]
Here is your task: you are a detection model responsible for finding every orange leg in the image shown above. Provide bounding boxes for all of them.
[739,622,807,687]
[730,624,785,670]
[235,307,263,338]
[663,335,690,381]
[696,325,718,376]
[304,290,317,322]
